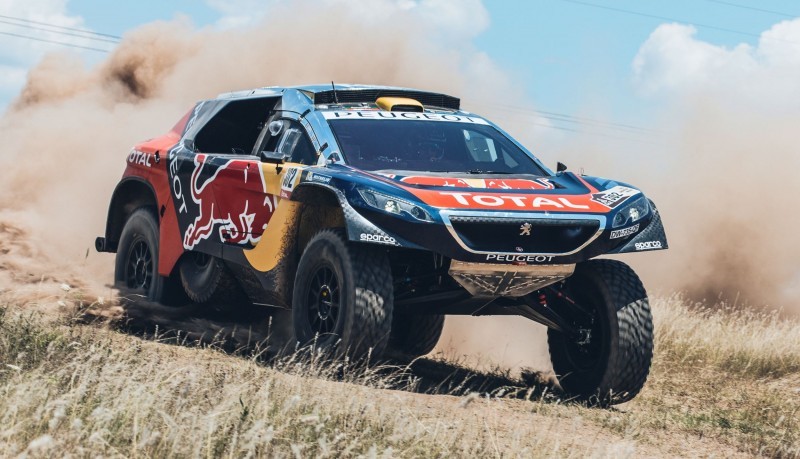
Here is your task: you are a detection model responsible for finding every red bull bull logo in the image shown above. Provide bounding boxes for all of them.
[183,154,279,249]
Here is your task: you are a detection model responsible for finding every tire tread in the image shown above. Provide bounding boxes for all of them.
[595,259,653,404]
[293,229,393,359]
[345,230,394,357]
[547,259,653,405]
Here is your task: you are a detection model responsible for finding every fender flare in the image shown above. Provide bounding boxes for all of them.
[101,177,157,253]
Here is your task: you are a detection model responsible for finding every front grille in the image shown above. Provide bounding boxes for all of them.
[449,216,600,254]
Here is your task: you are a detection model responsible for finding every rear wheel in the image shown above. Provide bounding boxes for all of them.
[388,314,445,358]
[292,230,393,359]
[547,259,653,406]
[115,208,166,302]
[179,252,242,310]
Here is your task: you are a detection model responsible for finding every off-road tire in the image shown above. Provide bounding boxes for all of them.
[179,252,241,309]
[547,259,653,406]
[292,229,393,360]
[115,208,166,302]
[388,314,445,358]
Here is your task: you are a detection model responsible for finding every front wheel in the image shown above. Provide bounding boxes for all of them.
[291,230,393,360]
[547,259,654,406]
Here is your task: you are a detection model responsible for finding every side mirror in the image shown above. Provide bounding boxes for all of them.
[326,152,342,165]
[260,150,286,164]
[556,162,568,173]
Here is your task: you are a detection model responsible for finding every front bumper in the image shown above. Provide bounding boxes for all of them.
[354,203,666,263]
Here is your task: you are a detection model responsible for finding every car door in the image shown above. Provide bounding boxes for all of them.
[175,96,283,253]
[212,118,318,247]
[205,154,274,247]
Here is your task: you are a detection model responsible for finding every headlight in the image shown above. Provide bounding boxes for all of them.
[357,188,433,222]
[612,196,650,228]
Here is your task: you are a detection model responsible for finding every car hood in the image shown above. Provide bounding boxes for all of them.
[374,172,558,191]
[364,170,641,214]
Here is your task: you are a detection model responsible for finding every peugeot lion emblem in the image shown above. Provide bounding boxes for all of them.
[519,222,532,236]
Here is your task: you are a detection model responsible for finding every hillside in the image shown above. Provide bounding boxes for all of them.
[1,224,798,457]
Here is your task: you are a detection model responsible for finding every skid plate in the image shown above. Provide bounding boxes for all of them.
[448,261,575,298]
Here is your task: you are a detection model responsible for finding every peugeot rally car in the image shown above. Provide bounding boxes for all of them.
[96,84,668,405]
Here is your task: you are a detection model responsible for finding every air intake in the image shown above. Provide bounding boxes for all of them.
[375,96,424,112]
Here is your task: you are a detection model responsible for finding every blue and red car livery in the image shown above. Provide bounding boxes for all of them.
[97,85,667,405]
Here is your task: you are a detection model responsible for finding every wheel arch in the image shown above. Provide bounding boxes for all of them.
[291,184,347,254]
[290,181,409,251]
[103,177,158,253]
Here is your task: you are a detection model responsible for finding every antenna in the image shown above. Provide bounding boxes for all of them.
[331,81,339,104]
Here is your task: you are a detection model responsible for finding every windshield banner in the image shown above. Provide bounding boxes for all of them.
[322,111,490,124]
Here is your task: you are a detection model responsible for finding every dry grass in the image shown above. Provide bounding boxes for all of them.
[0,303,630,458]
[1,295,798,458]
[578,296,800,458]
[654,295,800,379]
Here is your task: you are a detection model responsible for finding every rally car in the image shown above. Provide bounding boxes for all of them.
[96,84,667,405]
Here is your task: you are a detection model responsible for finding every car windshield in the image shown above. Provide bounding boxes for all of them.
[326,116,548,175]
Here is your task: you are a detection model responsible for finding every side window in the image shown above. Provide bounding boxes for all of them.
[267,120,317,165]
[193,97,277,154]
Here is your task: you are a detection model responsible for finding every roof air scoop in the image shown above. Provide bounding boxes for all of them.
[376,96,424,112]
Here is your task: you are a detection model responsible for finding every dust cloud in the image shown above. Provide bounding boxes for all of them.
[545,20,800,315]
[560,103,800,314]
[541,103,800,315]
[645,103,800,313]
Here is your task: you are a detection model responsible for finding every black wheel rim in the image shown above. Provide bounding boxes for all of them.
[561,283,606,373]
[126,236,153,291]
[564,309,602,371]
[304,263,341,335]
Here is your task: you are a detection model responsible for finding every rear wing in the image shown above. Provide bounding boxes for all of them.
[305,88,460,110]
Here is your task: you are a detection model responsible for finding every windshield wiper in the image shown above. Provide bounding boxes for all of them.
[466,169,514,175]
